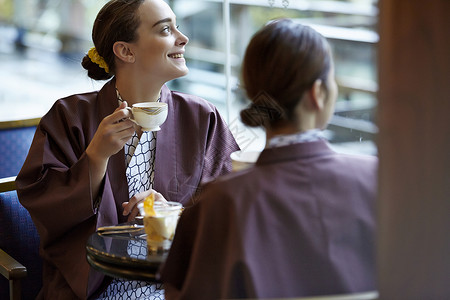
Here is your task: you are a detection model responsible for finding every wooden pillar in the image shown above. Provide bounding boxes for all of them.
[377,0,450,299]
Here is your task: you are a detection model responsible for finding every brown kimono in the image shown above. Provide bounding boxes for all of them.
[15,78,239,299]
[162,140,378,299]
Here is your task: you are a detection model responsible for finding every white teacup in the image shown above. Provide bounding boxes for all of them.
[127,102,168,131]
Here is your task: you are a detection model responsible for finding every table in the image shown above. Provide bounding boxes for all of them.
[86,222,167,282]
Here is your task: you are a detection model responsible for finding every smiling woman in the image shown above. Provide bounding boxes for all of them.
[15,0,239,299]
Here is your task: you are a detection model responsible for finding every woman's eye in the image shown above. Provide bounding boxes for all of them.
[161,25,179,34]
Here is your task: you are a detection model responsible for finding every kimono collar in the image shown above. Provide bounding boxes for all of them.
[267,129,324,148]
[257,139,335,167]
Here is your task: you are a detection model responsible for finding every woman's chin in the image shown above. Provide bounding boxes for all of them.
[173,68,189,79]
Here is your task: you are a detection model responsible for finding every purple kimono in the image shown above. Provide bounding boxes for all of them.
[15,78,239,299]
[161,140,378,299]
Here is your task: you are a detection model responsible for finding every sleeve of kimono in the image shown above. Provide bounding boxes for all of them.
[16,99,99,246]
[200,106,240,184]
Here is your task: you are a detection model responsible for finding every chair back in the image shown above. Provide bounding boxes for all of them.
[0,118,39,178]
[0,176,42,300]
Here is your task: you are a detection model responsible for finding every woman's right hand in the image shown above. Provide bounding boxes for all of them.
[86,101,135,165]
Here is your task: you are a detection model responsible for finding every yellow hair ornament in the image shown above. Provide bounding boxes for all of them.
[88,47,109,73]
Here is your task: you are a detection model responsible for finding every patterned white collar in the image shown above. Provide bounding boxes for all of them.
[267,129,323,148]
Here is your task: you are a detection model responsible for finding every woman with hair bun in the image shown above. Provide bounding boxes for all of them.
[162,19,378,299]
[16,0,238,299]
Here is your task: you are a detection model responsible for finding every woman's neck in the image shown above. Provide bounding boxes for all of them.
[115,75,162,106]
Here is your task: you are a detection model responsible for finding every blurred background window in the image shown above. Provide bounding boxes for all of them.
[0,0,378,154]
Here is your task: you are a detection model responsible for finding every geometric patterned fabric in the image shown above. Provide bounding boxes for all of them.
[97,280,164,300]
[125,130,157,198]
[99,130,162,298]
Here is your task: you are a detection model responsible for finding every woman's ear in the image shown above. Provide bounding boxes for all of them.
[113,41,135,63]
[308,79,326,110]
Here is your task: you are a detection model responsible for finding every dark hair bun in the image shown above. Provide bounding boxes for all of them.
[240,106,266,127]
[240,91,286,127]
[81,54,113,81]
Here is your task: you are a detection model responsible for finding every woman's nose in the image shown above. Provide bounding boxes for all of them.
[176,30,189,46]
